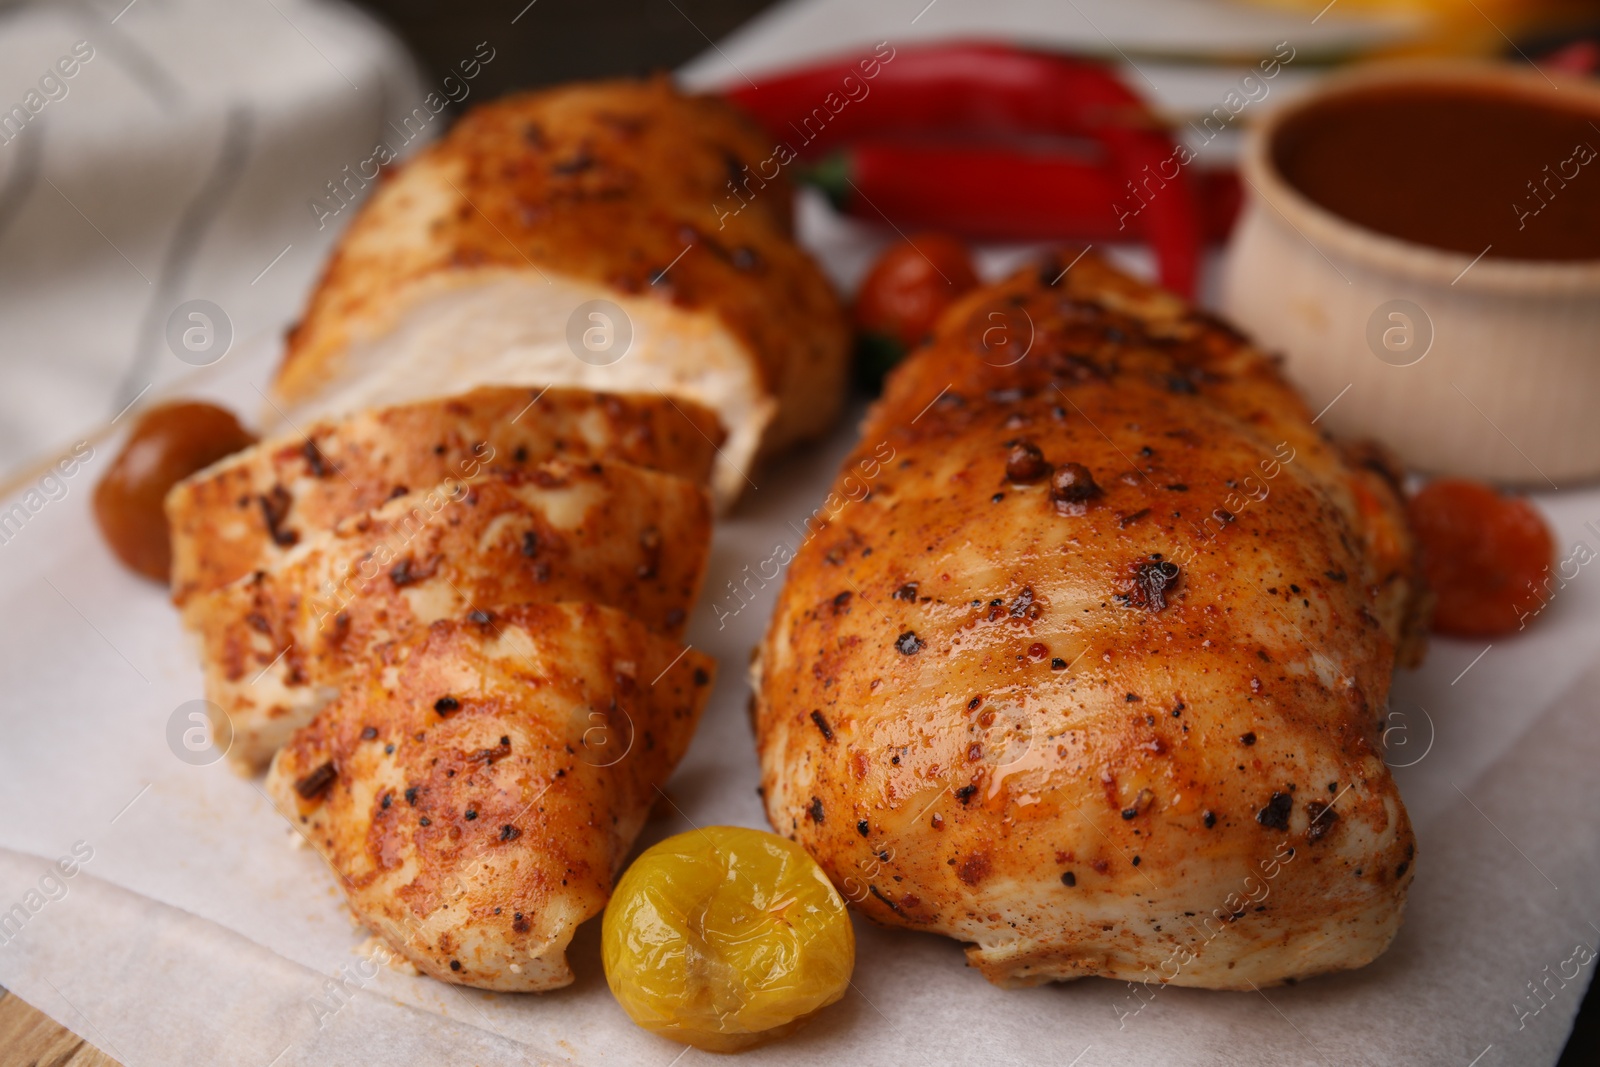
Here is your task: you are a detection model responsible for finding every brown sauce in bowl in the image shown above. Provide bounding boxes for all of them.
[1272,83,1600,261]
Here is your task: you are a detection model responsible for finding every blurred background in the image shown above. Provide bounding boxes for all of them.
[345,0,781,93]
[350,0,1600,91]
[1,0,1599,1060]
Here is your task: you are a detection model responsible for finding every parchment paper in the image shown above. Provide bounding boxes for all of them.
[1,192,1598,1066]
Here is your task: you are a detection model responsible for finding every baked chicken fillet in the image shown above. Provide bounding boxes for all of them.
[166,386,722,605]
[268,603,715,991]
[272,78,849,506]
[188,459,711,772]
[754,253,1428,990]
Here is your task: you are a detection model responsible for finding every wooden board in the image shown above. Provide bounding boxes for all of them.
[0,987,120,1067]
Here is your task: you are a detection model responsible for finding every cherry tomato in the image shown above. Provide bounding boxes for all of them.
[602,825,854,1052]
[94,401,257,582]
[1408,479,1554,637]
[853,233,979,386]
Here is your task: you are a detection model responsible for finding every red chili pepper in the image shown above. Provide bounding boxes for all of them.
[726,42,1161,149]
[805,141,1239,243]
[1541,39,1599,77]
[724,42,1205,296]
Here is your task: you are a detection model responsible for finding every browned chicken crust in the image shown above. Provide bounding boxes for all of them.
[167,386,722,604]
[755,253,1428,990]
[271,78,849,502]
[268,603,715,991]
[189,460,711,771]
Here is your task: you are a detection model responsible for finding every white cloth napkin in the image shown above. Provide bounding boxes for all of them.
[0,0,427,484]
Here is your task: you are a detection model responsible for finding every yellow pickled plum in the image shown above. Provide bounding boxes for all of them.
[602,825,855,1052]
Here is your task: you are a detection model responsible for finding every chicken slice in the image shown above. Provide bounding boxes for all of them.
[755,253,1428,990]
[267,603,715,991]
[272,78,849,507]
[187,459,710,772]
[166,385,723,605]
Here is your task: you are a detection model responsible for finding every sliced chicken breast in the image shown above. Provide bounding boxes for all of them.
[755,253,1429,990]
[166,385,722,604]
[272,77,849,506]
[267,603,715,991]
[187,459,710,772]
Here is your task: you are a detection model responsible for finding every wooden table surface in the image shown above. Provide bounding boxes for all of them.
[0,987,119,1067]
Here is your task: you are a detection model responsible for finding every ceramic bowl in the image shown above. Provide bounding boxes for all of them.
[1221,62,1600,486]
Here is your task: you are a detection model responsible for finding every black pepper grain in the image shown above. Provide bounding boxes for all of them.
[258,486,298,548]
[294,761,336,800]
[302,438,330,477]
[1256,792,1293,831]
[1049,463,1102,510]
[1119,558,1181,612]
[1306,800,1339,843]
[896,631,925,655]
[1005,440,1051,483]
